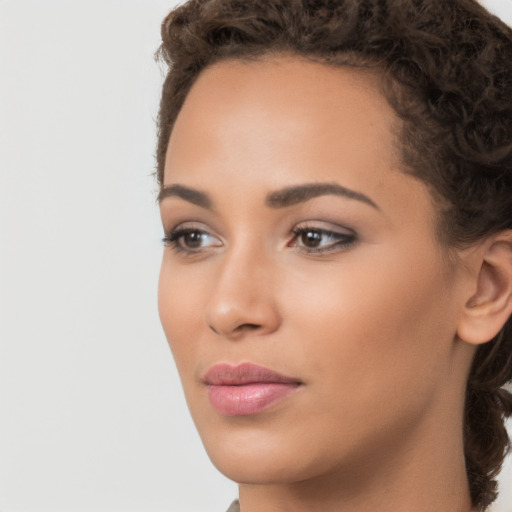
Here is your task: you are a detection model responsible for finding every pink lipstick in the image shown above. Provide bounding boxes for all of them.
[203,363,302,416]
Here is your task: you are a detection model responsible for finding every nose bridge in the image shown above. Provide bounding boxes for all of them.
[204,235,280,338]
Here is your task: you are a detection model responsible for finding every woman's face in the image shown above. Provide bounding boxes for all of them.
[158,57,471,485]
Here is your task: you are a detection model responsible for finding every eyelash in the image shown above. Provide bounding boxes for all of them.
[289,225,356,254]
[162,227,220,256]
[162,224,357,256]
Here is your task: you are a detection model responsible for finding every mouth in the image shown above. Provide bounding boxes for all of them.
[203,362,303,416]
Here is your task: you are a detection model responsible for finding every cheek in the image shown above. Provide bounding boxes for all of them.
[158,257,203,368]
[281,244,456,406]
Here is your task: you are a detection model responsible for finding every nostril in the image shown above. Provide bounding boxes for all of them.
[208,322,262,337]
[237,323,261,331]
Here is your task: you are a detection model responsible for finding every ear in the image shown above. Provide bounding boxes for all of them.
[457,230,512,346]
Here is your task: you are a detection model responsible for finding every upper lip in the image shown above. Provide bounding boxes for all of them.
[203,362,302,386]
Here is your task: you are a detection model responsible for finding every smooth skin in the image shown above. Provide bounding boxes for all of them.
[158,57,512,512]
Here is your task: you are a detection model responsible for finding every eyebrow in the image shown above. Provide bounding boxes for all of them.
[158,184,212,208]
[158,182,379,210]
[265,182,379,210]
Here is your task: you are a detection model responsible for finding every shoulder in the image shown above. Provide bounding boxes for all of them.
[225,500,240,512]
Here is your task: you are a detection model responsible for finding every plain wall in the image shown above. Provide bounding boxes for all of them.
[0,1,510,511]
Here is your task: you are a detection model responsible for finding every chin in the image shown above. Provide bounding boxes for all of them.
[210,453,315,486]
[199,424,341,486]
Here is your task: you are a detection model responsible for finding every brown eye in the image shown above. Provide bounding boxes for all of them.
[300,230,323,247]
[182,230,205,248]
[163,227,222,254]
[289,226,357,254]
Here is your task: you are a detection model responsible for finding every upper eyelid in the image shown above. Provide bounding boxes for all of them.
[290,225,357,242]
[168,225,222,242]
[293,227,354,237]
[165,221,220,236]
[291,220,356,235]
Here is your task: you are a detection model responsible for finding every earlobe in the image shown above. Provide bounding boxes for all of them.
[457,231,512,346]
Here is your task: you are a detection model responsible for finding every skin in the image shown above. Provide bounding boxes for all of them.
[157,57,509,512]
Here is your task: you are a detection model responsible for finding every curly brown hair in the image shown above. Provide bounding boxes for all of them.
[155,0,512,509]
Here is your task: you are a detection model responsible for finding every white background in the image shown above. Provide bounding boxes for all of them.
[0,1,510,511]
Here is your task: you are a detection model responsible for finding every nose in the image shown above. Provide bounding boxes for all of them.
[204,246,281,340]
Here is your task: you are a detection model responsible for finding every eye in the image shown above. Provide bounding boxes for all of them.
[289,225,356,254]
[162,226,222,254]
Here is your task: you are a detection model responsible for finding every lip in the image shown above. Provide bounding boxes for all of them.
[203,363,302,416]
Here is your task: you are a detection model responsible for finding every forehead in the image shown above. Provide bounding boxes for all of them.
[183,55,388,117]
[166,56,401,184]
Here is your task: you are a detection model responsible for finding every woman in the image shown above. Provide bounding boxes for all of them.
[155,1,512,511]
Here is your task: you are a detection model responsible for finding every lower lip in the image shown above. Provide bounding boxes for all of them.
[207,382,301,416]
